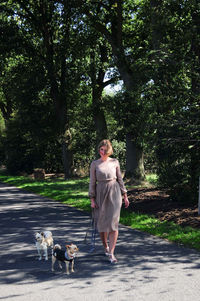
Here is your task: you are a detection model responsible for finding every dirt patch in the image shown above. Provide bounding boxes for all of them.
[28,171,200,229]
[127,187,200,229]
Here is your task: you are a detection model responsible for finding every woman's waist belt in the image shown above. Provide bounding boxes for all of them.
[97,178,116,183]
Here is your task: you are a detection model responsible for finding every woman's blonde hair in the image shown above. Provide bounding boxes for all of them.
[98,139,113,156]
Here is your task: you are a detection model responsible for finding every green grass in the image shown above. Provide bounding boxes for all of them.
[0,174,91,212]
[120,210,200,250]
[0,173,200,251]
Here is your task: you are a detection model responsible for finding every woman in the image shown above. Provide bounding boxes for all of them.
[89,139,129,263]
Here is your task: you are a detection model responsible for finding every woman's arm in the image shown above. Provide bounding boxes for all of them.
[116,160,129,208]
[123,193,130,208]
[116,160,127,194]
[89,161,98,208]
[90,197,98,208]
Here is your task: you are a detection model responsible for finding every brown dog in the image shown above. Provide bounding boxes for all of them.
[52,244,79,275]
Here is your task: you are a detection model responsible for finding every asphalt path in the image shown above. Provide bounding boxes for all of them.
[0,182,200,301]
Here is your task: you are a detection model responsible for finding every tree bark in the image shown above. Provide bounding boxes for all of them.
[92,87,108,151]
[90,47,108,152]
[62,140,73,179]
[125,133,145,179]
[93,107,108,145]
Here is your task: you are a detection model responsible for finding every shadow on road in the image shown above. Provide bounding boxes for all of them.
[0,183,200,289]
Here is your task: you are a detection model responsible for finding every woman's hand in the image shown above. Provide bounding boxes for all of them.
[123,194,130,208]
[91,198,98,208]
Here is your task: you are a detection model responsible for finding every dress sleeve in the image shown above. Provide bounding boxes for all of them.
[116,160,127,195]
[88,161,96,198]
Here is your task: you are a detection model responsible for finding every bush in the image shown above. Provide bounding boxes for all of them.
[156,122,199,204]
[4,114,63,174]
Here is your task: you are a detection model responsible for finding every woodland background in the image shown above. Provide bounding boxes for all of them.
[0,0,199,204]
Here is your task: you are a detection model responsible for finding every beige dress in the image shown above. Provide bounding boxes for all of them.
[89,158,127,232]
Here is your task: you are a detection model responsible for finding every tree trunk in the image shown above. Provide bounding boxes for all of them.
[125,133,145,180]
[90,47,108,153]
[92,88,108,152]
[61,128,73,179]
[94,109,107,146]
[38,1,74,179]
[110,4,145,179]
[62,142,73,179]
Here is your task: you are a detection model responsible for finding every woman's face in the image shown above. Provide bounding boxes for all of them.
[99,145,108,159]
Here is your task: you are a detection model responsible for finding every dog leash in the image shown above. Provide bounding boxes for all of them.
[84,208,97,252]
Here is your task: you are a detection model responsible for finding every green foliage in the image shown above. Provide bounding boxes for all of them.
[138,0,200,202]
[4,111,63,174]
[145,174,158,186]
[111,139,126,170]
[0,0,200,204]
[0,112,5,134]
[69,90,96,175]
[155,110,200,203]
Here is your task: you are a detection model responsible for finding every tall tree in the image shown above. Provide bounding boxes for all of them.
[1,0,87,177]
[76,0,152,179]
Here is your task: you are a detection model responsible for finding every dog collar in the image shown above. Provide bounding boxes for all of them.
[64,251,75,261]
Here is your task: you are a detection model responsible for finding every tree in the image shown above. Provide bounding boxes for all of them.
[75,0,155,179]
[0,0,90,177]
[141,0,200,201]
[89,39,119,151]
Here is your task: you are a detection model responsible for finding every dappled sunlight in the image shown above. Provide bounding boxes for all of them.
[1,182,200,301]
[120,208,200,251]
[0,175,90,210]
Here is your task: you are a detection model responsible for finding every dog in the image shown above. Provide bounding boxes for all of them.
[52,243,79,275]
[35,231,54,260]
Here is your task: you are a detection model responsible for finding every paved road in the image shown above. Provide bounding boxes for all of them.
[0,182,200,301]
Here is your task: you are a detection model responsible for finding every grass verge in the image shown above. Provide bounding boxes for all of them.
[0,174,200,251]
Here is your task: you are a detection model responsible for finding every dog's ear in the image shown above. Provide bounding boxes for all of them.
[41,232,44,236]
[66,244,72,248]
[66,242,72,246]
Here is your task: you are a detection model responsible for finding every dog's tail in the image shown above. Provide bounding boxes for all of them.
[53,244,61,251]
[52,244,61,257]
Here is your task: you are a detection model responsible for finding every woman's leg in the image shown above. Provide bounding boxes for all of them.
[100,232,109,250]
[109,230,118,254]
[108,230,118,262]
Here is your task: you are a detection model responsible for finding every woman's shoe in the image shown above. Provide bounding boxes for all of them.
[105,247,109,256]
[108,253,118,263]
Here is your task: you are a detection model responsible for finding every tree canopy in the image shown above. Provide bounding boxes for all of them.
[0,0,199,202]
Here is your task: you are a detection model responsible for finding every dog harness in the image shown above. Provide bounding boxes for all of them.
[65,251,75,261]
[53,248,75,262]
